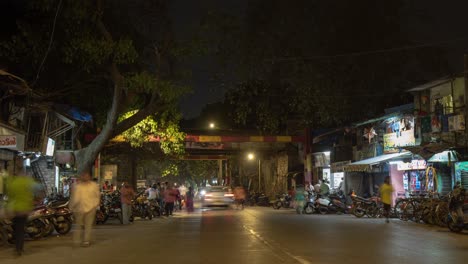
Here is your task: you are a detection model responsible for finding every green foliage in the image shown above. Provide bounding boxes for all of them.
[118,110,186,155]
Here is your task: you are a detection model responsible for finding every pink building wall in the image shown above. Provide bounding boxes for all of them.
[390,164,405,205]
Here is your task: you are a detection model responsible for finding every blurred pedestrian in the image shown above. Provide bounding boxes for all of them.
[120,182,135,224]
[186,186,195,212]
[102,181,110,191]
[69,171,100,247]
[320,180,330,196]
[233,186,246,210]
[163,184,176,216]
[294,187,305,214]
[6,172,36,256]
[380,176,394,223]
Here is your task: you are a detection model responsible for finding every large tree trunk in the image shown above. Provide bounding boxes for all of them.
[75,63,122,174]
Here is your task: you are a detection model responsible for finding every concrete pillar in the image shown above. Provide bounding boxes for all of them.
[218,159,223,185]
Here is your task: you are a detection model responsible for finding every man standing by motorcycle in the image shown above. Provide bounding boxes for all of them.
[70,171,100,247]
[120,182,135,224]
[380,176,394,223]
[6,172,36,256]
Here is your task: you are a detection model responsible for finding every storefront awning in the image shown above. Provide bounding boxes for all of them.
[344,152,412,172]
[402,143,453,160]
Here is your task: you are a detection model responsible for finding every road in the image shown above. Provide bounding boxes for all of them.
[0,207,467,264]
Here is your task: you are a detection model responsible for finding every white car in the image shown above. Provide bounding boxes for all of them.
[201,186,234,208]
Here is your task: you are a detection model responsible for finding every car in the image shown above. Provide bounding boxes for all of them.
[201,186,234,208]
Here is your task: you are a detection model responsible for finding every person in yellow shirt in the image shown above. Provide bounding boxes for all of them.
[6,173,36,256]
[380,176,394,223]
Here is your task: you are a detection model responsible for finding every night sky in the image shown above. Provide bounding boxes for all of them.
[170,0,246,119]
[2,1,468,119]
[171,0,468,119]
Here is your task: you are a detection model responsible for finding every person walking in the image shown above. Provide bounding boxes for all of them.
[6,172,36,256]
[186,186,195,212]
[69,171,100,247]
[294,186,306,214]
[380,176,394,223]
[163,184,176,216]
[120,182,135,224]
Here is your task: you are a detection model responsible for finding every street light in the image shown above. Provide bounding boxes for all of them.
[247,152,261,192]
[209,122,215,129]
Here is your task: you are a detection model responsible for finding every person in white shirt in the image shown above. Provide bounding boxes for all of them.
[70,171,100,247]
[146,184,159,200]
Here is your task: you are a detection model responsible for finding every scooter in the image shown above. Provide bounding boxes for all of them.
[304,191,318,214]
[447,187,468,233]
[272,193,292,209]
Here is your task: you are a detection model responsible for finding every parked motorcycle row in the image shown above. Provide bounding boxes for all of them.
[0,195,73,247]
[269,187,468,234]
[96,190,165,225]
[270,190,352,215]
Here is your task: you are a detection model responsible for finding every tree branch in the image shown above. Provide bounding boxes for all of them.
[112,100,170,138]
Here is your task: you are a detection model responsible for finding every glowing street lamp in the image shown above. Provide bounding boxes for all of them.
[209,122,215,129]
[247,152,261,192]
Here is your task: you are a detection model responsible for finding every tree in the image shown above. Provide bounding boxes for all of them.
[0,0,188,173]
[200,0,450,133]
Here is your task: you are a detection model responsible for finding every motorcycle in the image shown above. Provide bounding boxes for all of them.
[0,219,13,247]
[26,206,54,239]
[149,199,162,217]
[447,187,468,233]
[47,199,73,235]
[249,192,270,207]
[130,193,153,221]
[272,193,292,209]
[96,192,123,224]
[327,191,351,214]
[351,195,380,218]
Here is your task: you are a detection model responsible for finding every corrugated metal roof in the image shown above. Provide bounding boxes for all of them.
[406,78,452,92]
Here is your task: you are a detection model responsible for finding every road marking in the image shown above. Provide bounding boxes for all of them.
[243,225,311,264]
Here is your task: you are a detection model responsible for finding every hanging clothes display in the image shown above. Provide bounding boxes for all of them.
[425,166,438,192]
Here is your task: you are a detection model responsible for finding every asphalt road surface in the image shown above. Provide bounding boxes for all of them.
[1,207,467,264]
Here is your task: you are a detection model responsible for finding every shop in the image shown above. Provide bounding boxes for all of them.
[427,150,458,194]
[344,152,414,201]
[312,151,331,184]
[388,159,427,199]
[454,161,468,189]
[330,160,350,190]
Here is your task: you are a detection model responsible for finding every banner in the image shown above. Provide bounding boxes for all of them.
[383,116,415,153]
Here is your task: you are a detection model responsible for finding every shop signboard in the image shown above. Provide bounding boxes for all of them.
[397,160,427,171]
[383,116,415,153]
[0,135,16,148]
[331,161,351,173]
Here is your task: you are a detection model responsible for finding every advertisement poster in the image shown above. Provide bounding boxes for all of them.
[448,114,465,131]
[383,116,415,153]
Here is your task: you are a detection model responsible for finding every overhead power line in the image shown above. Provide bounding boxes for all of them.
[268,36,468,62]
[32,0,63,87]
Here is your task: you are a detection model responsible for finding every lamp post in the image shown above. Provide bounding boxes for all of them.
[248,153,261,192]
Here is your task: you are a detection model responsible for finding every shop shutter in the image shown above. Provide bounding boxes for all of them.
[461,171,468,189]
[440,174,452,195]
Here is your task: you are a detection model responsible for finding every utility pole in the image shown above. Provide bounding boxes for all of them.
[258,159,261,192]
[464,55,468,150]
